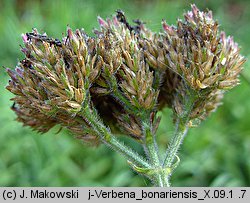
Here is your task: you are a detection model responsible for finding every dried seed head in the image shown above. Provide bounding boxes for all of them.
[94,14,159,111]
[158,5,245,121]
[5,6,246,143]
[6,28,102,143]
[90,13,159,140]
[118,52,159,110]
[115,113,143,139]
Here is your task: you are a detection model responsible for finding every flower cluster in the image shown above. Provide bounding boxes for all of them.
[144,4,245,122]
[6,5,245,143]
[6,28,102,143]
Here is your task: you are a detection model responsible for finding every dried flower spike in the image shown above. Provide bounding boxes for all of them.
[158,4,245,121]
[6,28,102,142]
[5,5,246,187]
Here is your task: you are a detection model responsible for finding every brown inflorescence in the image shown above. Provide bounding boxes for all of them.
[144,4,245,122]
[6,5,245,143]
[6,28,102,143]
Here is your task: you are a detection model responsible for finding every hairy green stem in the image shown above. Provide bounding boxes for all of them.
[81,106,151,169]
[112,89,139,114]
[106,74,139,114]
[162,90,196,186]
[161,119,189,186]
[112,89,144,119]
[108,74,169,185]
[142,120,169,187]
[163,118,189,167]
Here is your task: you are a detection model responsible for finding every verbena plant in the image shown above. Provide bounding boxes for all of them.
[5,5,245,186]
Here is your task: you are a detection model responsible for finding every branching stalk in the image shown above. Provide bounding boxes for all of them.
[162,91,196,186]
[142,120,170,187]
[163,118,189,168]
[6,5,245,188]
[81,106,151,169]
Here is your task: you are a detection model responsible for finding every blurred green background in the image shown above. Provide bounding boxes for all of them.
[0,0,250,186]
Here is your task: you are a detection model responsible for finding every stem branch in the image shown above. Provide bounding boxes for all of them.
[81,106,150,168]
[162,90,196,186]
[142,120,169,186]
[163,118,189,168]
